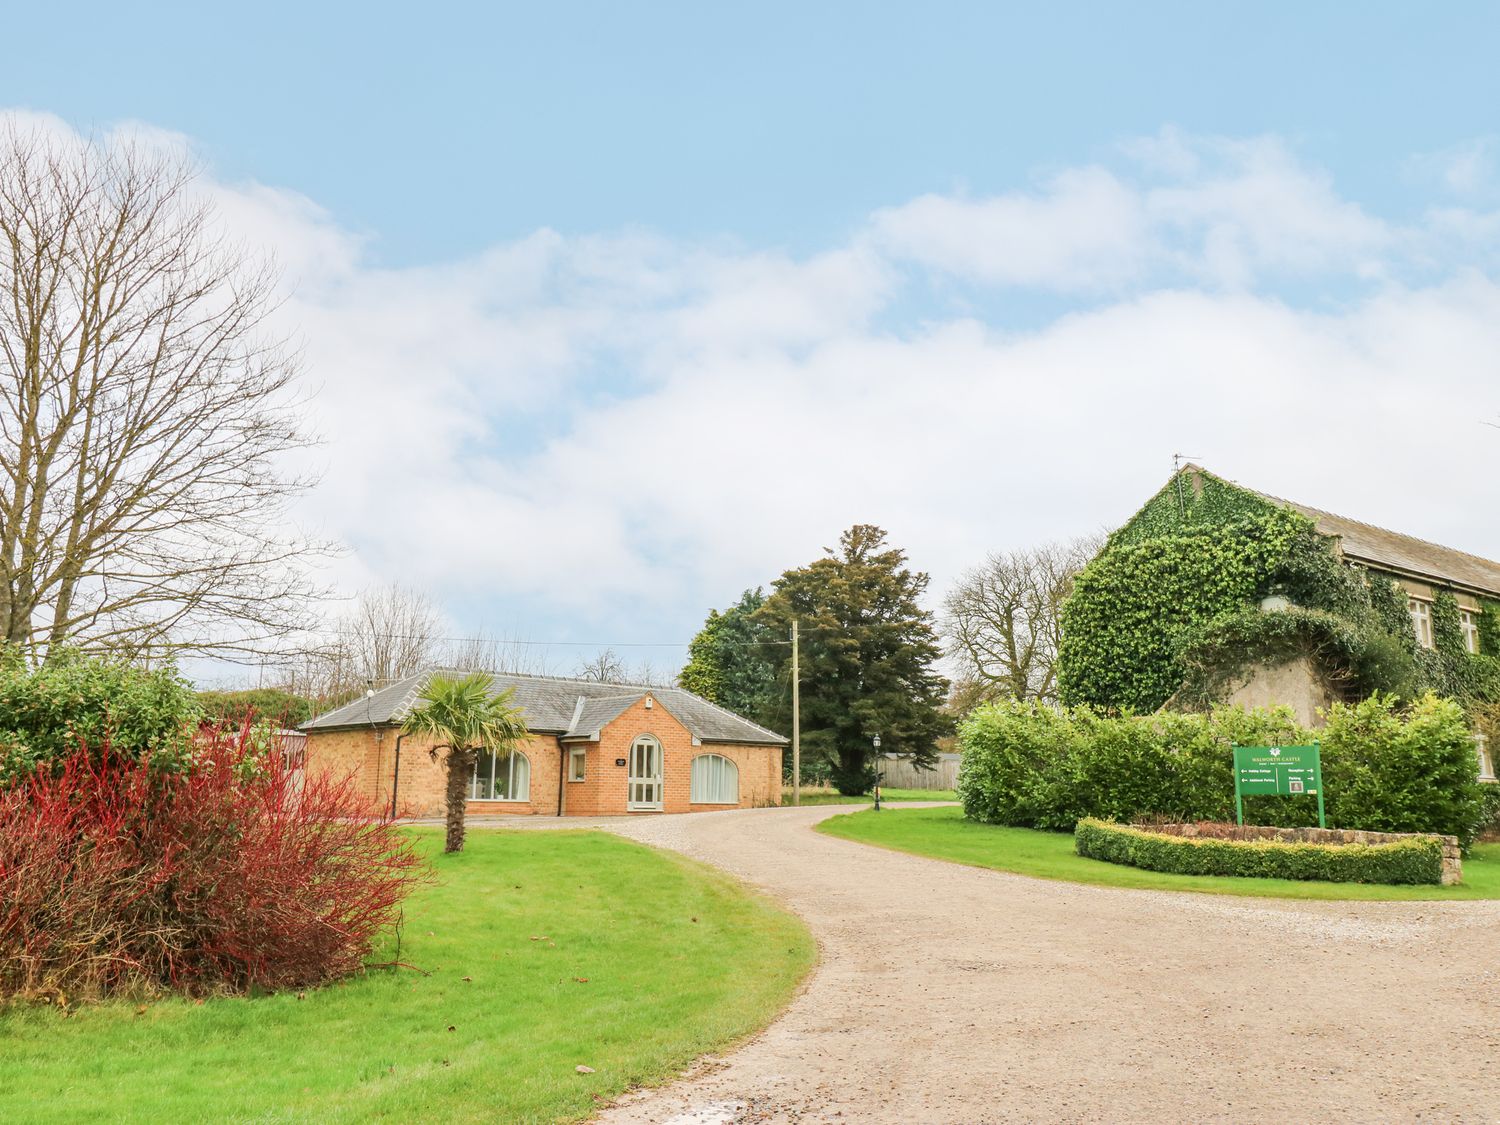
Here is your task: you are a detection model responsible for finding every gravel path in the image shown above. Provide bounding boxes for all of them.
[479,805,1500,1123]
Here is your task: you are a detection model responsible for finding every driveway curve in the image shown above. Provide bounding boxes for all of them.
[499,804,1500,1123]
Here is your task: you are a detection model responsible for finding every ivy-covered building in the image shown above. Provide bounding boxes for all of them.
[1057,464,1500,775]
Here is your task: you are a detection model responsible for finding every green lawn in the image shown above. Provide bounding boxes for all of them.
[782,786,957,806]
[816,805,1500,901]
[0,829,815,1124]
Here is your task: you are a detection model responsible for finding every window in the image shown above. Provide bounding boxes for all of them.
[568,747,586,782]
[1461,609,1481,655]
[1478,734,1496,782]
[1408,598,1433,649]
[471,750,530,801]
[690,753,739,805]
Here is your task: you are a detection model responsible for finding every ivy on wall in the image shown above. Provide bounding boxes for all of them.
[1105,470,1281,548]
[1479,597,1500,658]
[1056,508,1309,711]
[1058,467,1500,713]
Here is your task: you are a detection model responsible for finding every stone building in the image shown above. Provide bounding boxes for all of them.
[1114,465,1500,778]
[301,671,787,817]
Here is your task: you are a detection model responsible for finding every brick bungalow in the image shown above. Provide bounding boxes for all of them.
[300,671,787,817]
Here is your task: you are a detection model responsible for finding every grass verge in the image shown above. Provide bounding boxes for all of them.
[816,805,1500,901]
[0,828,815,1124]
[781,787,956,805]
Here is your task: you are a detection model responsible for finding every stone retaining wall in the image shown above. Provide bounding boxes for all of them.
[1139,822,1462,885]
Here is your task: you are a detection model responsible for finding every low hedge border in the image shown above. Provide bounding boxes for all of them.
[1074,817,1446,885]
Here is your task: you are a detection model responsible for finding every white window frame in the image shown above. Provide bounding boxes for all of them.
[470,749,530,801]
[568,747,587,783]
[1478,734,1496,782]
[1408,597,1434,650]
[690,753,740,805]
[1461,609,1481,655]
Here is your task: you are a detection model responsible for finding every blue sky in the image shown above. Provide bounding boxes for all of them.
[6,5,1500,683]
[8,3,1495,261]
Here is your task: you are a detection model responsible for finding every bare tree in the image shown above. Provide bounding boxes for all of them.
[341,584,444,685]
[439,629,553,677]
[626,657,677,688]
[576,648,627,683]
[0,124,325,659]
[942,535,1102,707]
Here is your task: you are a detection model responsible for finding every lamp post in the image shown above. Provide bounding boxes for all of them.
[871,733,882,811]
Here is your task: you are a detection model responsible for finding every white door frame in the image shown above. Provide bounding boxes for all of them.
[628,735,664,811]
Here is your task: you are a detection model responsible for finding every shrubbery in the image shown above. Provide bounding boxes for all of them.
[0,728,426,1001]
[0,648,201,782]
[957,694,1488,847]
[196,686,318,729]
[1074,819,1445,885]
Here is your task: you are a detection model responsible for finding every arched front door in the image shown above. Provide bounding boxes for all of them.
[628,735,663,810]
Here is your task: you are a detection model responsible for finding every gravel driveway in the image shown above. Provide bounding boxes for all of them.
[488,804,1500,1123]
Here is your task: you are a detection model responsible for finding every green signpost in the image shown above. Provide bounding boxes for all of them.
[1232,744,1325,828]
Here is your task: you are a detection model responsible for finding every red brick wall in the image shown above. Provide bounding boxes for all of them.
[304,728,563,818]
[563,695,781,815]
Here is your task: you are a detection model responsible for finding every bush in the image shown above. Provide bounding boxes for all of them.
[1319,694,1486,846]
[1074,819,1445,885]
[196,687,317,729]
[0,648,201,782]
[0,728,427,1001]
[958,694,1488,847]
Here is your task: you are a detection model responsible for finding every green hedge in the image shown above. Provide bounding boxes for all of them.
[1074,818,1445,885]
[957,694,1488,848]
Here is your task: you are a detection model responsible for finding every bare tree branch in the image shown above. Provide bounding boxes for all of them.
[0,123,330,660]
[942,535,1102,707]
[576,648,628,684]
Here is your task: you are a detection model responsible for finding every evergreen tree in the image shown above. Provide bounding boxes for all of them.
[679,589,780,728]
[757,525,950,794]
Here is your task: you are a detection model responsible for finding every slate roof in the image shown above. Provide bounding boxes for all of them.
[561,695,640,742]
[1183,464,1500,598]
[301,670,788,745]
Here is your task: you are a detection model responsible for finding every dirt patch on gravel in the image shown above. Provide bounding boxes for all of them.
[480,805,1500,1123]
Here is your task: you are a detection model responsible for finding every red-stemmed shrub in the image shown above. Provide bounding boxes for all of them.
[0,725,428,1001]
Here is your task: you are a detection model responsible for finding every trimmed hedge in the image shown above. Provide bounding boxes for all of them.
[1074,818,1445,885]
[957,694,1488,848]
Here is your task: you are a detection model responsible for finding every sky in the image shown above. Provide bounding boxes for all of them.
[5,4,1500,684]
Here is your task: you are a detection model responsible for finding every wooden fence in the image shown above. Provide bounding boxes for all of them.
[876,752,960,791]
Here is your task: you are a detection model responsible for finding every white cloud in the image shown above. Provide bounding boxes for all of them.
[9,112,1500,661]
[869,166,1149,290]
[1409,136,1500,200]
[873,131,1394,290]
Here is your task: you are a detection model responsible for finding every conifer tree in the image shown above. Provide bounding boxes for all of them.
[758,526,950,794]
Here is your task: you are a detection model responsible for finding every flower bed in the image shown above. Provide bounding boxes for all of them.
[1074,817,1454,886]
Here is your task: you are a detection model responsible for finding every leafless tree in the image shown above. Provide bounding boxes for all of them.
[626,657,677,688]
[942,535,1102,707]
[576,648,627,683]
[439,629,553,677]
[0,123,326,660]
[340,584,444,685]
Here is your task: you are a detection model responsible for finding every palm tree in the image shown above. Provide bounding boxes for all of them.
[401,672,529,853]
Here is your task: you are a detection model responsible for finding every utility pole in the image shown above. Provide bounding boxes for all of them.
[791,619,800,807]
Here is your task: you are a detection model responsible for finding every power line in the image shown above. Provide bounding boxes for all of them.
[320,627,796,649]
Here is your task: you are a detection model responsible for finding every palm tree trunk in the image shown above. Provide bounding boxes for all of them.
[445,748,474,853]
